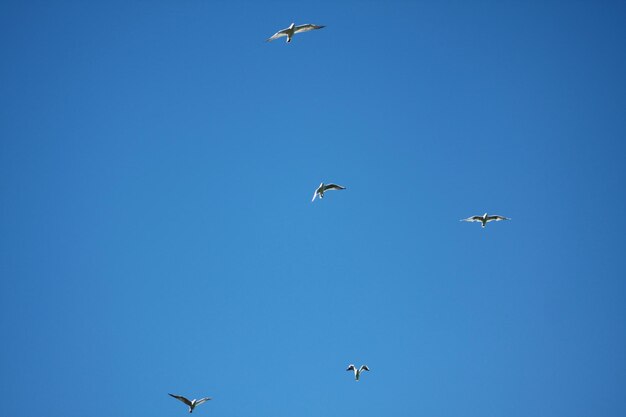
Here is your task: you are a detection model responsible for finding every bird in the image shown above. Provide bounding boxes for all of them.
[168,394,212,413]
[346,364,370,381]
[266,23,326,43]
[312,182,346,201]
[460,213,510,228]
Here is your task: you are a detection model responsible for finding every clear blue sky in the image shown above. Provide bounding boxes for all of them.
[1,1,625,416]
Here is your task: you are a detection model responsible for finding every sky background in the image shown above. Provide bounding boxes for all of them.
[1,1,626,416]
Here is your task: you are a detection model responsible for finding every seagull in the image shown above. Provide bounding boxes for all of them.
[460,213,510,228]
[312,182,346,201]
[346,364,370,381]
[168,394,212,413]
[267,23,326,43]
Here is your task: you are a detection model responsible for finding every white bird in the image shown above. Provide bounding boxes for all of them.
[168,394,212,413]
[346,364,370,381]
[267,23,326,43]
[312,182,346,201]
[460,213,510,228]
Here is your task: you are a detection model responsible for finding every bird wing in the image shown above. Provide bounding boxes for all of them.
[460,216,482,222]
[346,364,356,371]
[312,189,318,202]
[266,28,289,42]
[169,394,192,406]
[486,215,510,222]
[294,24,325,34]
[359,365,370,372]
[323,184,346,191]
[194,397,212,406]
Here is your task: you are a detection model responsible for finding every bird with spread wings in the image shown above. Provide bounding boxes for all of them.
[168,393,212,413]
[267,23,326,43]
[346,364,370,381]
[312,182,346,202]
[460,213,510,228]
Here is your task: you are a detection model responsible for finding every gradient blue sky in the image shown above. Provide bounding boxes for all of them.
[1,1,626,416]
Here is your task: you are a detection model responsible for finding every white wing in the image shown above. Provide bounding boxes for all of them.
[294,24,325,34]
[195,397,212,407]
[312,182,324,201]
[359,365,370,372]
[267,28,289,42]
[486,215,510,222]
[460,216,482,222]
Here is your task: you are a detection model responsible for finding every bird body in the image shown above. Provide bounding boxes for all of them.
[346,364,370,381]
[267,22,326,43]
[168,394,212,413]
[460,213,510,228]
[312,182,346,201]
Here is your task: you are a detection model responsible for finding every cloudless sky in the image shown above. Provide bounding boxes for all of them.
[1,1,626,416]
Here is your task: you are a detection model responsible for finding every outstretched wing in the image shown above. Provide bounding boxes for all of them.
[312,190,318,202]
[294,24,326,34]
[195,397,212,406]
[267,28,289,42]
[486,215,510,222]
[359,365,370,372]
[346,364,356,371]
[169,394,192,406]
[323,184,346,192]
[460,216,482,222]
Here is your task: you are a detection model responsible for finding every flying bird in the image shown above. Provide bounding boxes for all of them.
[267,23,326,43]
[346,364,370,381]
[460,213,510,228]
[312,182,346,201]
[168,394,212,413]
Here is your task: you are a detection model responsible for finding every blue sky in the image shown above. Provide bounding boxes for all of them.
[1,1,625,416]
